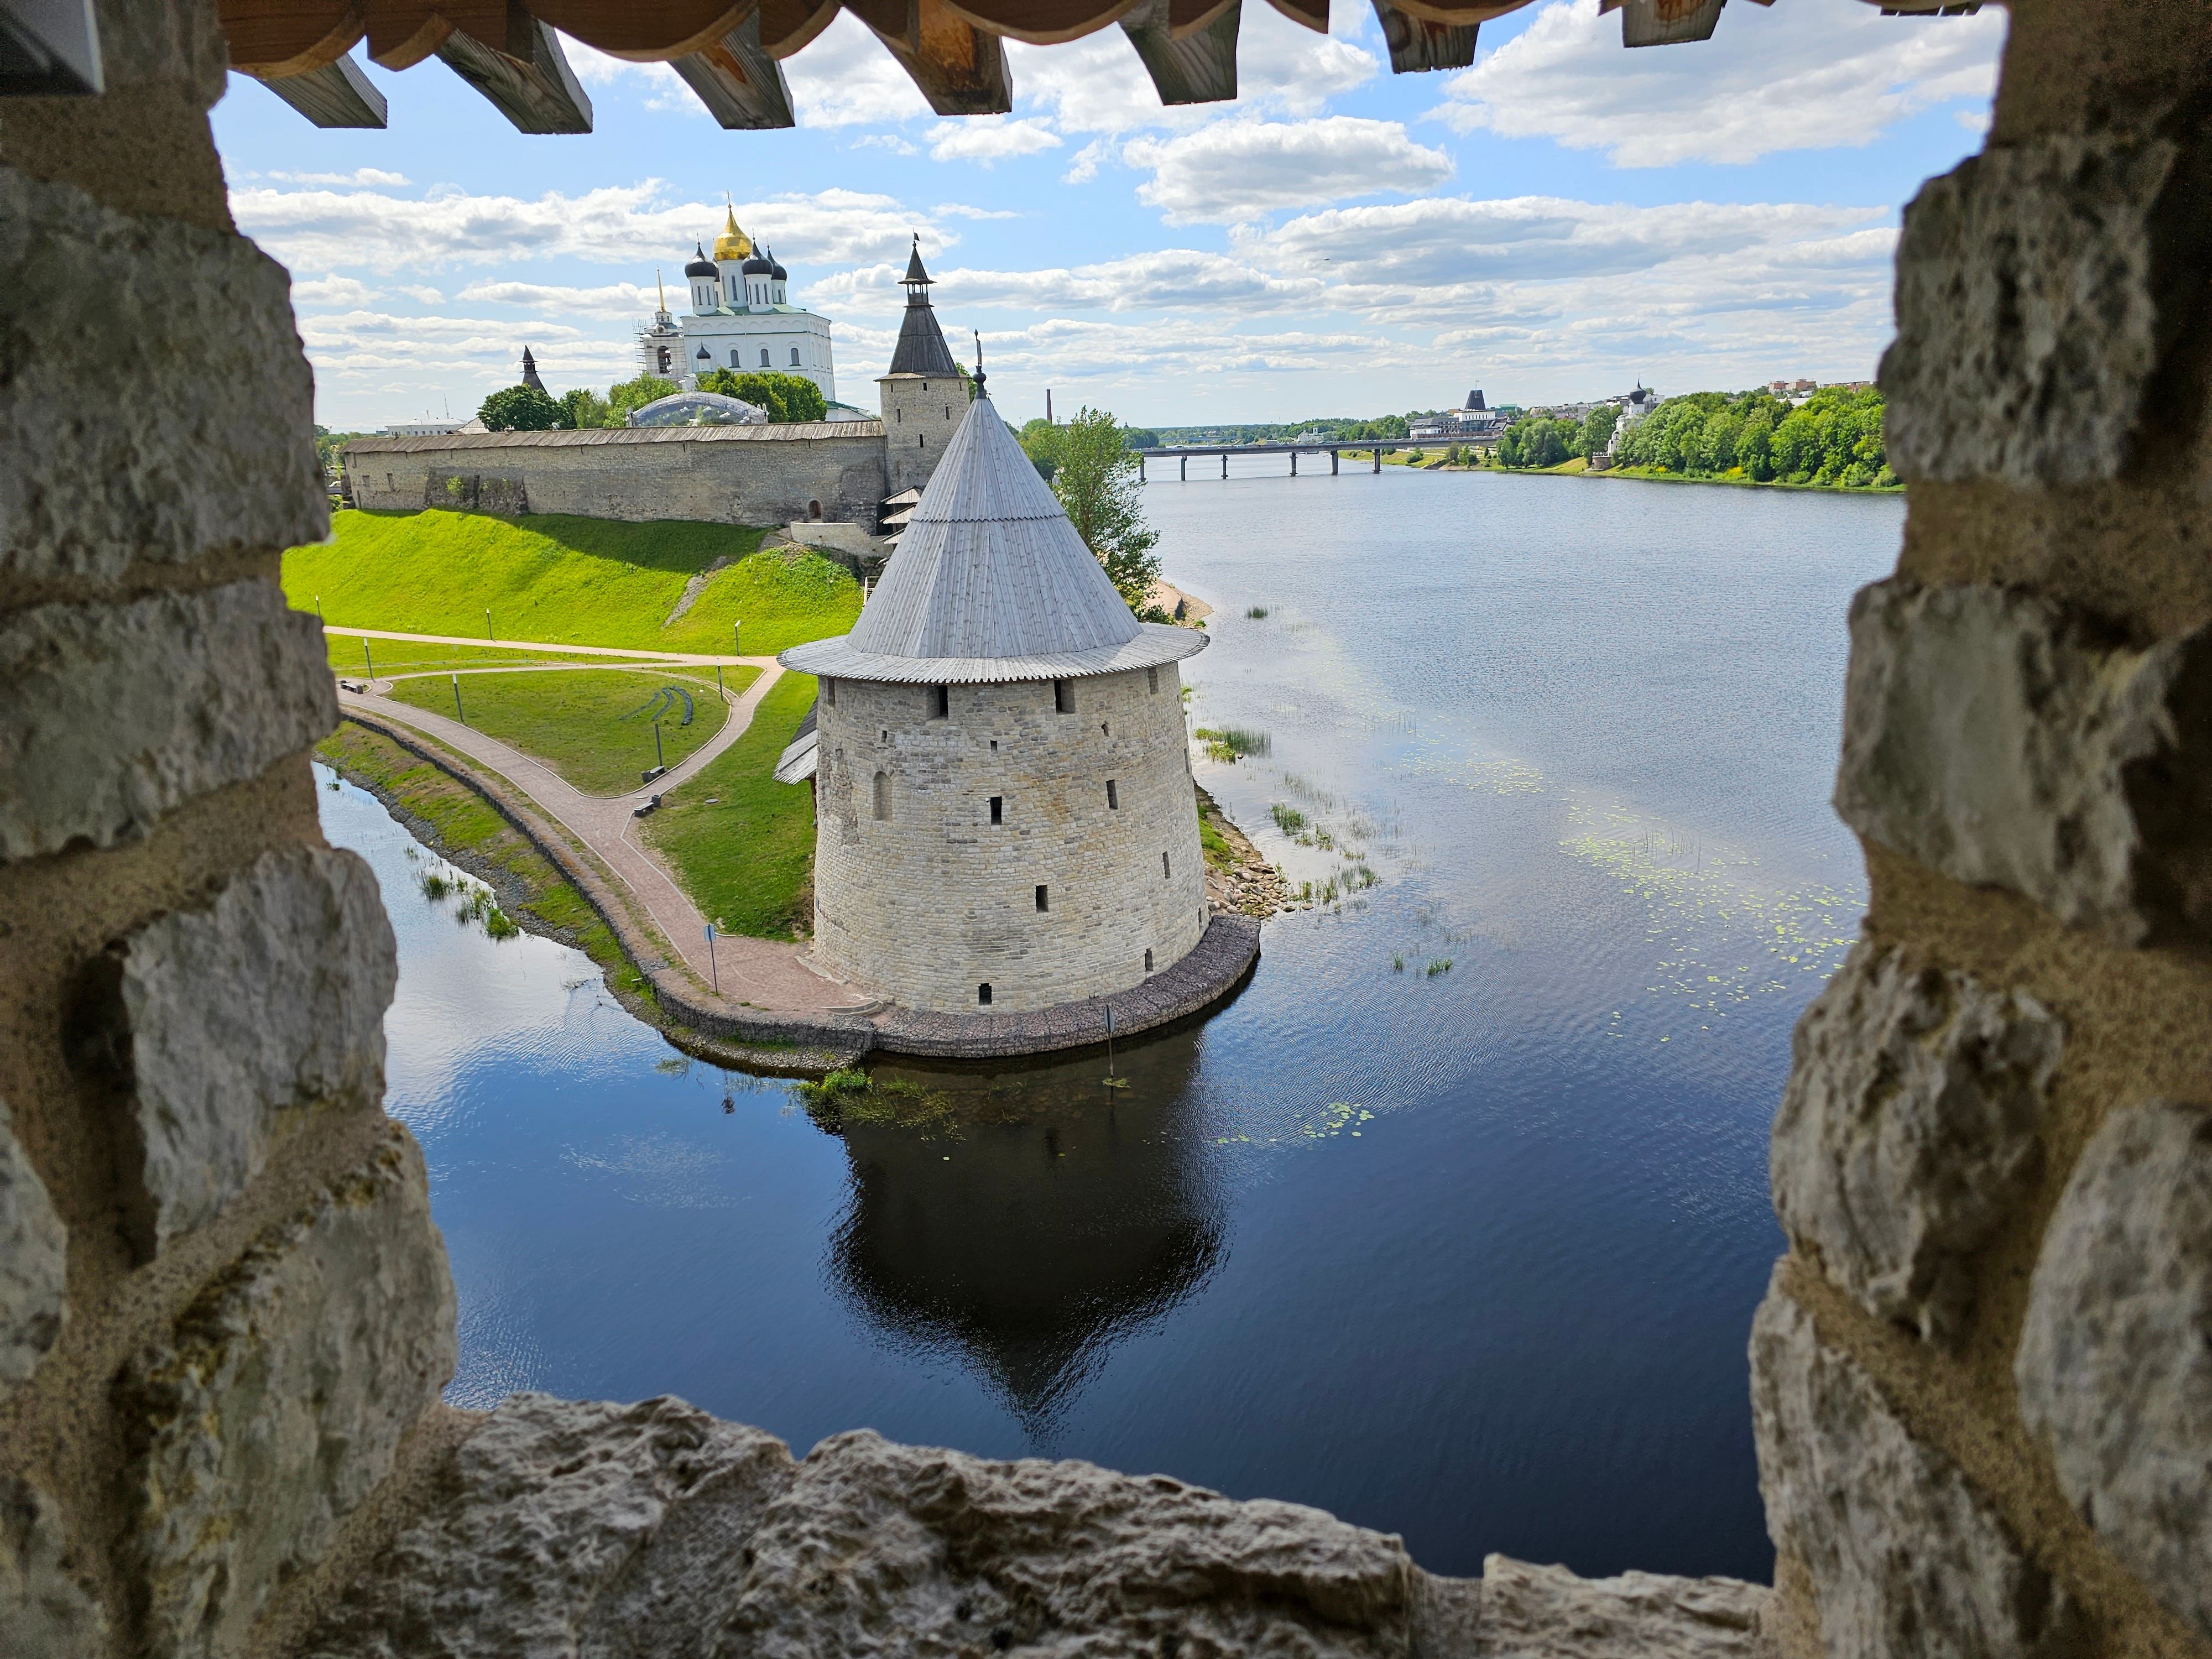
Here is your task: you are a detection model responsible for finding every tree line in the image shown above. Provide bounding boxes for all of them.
[1018,412,1168,622]
[476,368,830,431]
[1605,387,1893,487]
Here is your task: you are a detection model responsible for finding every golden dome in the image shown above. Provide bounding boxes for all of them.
[712,205,751,263]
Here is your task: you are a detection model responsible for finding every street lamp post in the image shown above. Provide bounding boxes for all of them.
[451,672,466,725]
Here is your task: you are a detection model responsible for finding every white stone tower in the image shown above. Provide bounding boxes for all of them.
[877,238,967,495]
[782,371,1210,1015]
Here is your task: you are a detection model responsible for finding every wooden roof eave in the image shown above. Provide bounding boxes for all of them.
[217,0,1983,134]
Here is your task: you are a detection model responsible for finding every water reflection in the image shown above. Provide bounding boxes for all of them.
[826,1044,1223,1440]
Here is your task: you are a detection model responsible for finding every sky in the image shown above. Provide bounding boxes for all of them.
[208,0,2008,432]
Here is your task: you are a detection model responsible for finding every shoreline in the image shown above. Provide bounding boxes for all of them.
[322,717,1280,1075]
[1396,456,1900,495]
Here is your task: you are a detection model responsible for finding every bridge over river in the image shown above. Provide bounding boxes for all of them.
[1135,444,1386,479]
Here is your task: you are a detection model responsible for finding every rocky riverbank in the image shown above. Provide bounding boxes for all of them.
[1197,784,1295,917]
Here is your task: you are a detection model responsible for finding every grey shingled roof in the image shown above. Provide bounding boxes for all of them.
[782,390,1207,685]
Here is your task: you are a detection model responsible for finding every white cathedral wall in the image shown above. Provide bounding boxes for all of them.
[810,666,1209,1014]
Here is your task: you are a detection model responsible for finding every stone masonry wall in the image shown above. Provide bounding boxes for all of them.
[878,372,969,495]
[812,665,1209,1013]
[0,4,468,1656]
[342,425,891,528]
[1751,3,2212,1656]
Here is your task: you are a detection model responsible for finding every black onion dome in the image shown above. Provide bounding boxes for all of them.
[769,246,788,281]
[742,251,773,275]
[683,242,716,278]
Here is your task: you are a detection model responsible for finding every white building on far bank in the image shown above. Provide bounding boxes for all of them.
[637,206,837,403]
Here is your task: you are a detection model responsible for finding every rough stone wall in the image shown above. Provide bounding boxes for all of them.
[812,665,1209,1013]
[342,425,890,528]
[0,8,463,1655]
[878,373,969,494]
[1752,4,2212,1656]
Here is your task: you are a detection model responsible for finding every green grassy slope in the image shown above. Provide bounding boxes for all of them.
[285,510,861,654]
[386,666,754,795]
[644,671,818,940]
[325,637,640,674]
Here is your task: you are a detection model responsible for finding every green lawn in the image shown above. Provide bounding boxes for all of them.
[386,666,756,795]
[325,635,653,675]
[285,510,863,654]
[644,671,818,939]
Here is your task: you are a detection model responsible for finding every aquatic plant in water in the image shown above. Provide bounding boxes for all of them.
[1194,726,1271,764]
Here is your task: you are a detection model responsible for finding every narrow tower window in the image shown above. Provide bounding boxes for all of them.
[873,771,890,821]
[1145,949,1154,973]
[1162,852,1171,879]
[931,685,949,719]
[1148,667,1160,694]
[978,983,993,1005]
[1035,885,1049,912]
[989,796,1003,824]
[1106,780,1118,810]
[825,678,836,706]
[1053,680,1072,714]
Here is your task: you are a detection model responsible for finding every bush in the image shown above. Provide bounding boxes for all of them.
[695,368,827,423]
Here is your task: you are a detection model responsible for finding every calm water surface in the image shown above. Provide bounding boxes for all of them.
[320,467,1902,1582]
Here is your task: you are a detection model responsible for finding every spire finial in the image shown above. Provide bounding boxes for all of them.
[972,331,987,398]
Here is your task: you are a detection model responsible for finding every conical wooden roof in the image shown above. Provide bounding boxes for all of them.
[782,390,1207,685]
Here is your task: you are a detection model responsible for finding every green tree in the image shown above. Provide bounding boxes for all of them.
[478,384,563,431]
[1018,418,1064,483]
[559,387,613,430]
[607,374,678,423]
[1576,405,1619,458]
[1051,407,1162,617]
[696,368,828,422]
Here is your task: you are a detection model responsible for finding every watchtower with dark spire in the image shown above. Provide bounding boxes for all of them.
[520,346,547,395]
[877,237,967,494]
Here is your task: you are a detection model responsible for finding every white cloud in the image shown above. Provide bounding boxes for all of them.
[782,10,933,127]
[810,249,1326,316]
[395,283,447,303]
[1243,195,1884,286]
[1127,117,1452,225]
[291,273,378,307]
[231,180,945,274]
[1437,0,2004,166]
[560,42,700,113]
[1062,138,1110,184]
[267,167,410,187]
[455,280,658,316]
[926,116,1062,164]
[935,203,1021,220]
[852,133,920,154]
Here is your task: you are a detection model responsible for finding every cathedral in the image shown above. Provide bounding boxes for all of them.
[637,206,838,403]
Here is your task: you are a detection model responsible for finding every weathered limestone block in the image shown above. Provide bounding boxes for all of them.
[302,1394,797,1658]
[1880,133,2180,484]
[1835,579,2212,946]
[120,1125,456,1659]
[0,1097,67,1394]
[307,1392,1418,1657]
[728,1428,1415,1655]
[90,846,398,1249]
[1771,941,2062,1345]
[0,581,336,862]
[0,1477,107,1658]
[0,167,325,584]
[2017,1097,2212,1640]
[1750,1272,2083,1658]
[85,0,229,101]
[1476,1553,1773,1657]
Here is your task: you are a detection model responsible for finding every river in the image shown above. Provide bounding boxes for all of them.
[318,465,1902,1582]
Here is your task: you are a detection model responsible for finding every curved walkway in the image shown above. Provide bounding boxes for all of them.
[336,661,874,1017]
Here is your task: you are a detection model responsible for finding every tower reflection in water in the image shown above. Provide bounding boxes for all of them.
[821,1030,1225,1441]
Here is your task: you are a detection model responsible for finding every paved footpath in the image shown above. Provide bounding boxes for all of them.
[326,625,747,665]
[331,633,871,1016]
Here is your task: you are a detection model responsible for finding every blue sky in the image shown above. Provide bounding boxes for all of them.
[209,0,2006,432]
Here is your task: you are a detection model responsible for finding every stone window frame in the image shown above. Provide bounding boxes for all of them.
[1053,679,1073,714]
[931,686,949,720]
[989,795,1003,824]
[1035,884,1049,912]
[1106,780,1118,810]
[978,983,993,1005]
[872,771,890,821]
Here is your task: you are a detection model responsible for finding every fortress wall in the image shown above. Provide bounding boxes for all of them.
[811,665,1208,1013]
[343,427,891,527]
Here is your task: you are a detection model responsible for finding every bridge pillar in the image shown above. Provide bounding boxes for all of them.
[1331,450,1339,476]
[1180,455,1187,481]
[1221,454,1227,478]
[1290,451,1297,476]
[1139,456,1146,481]
[1372,447,1381,473]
